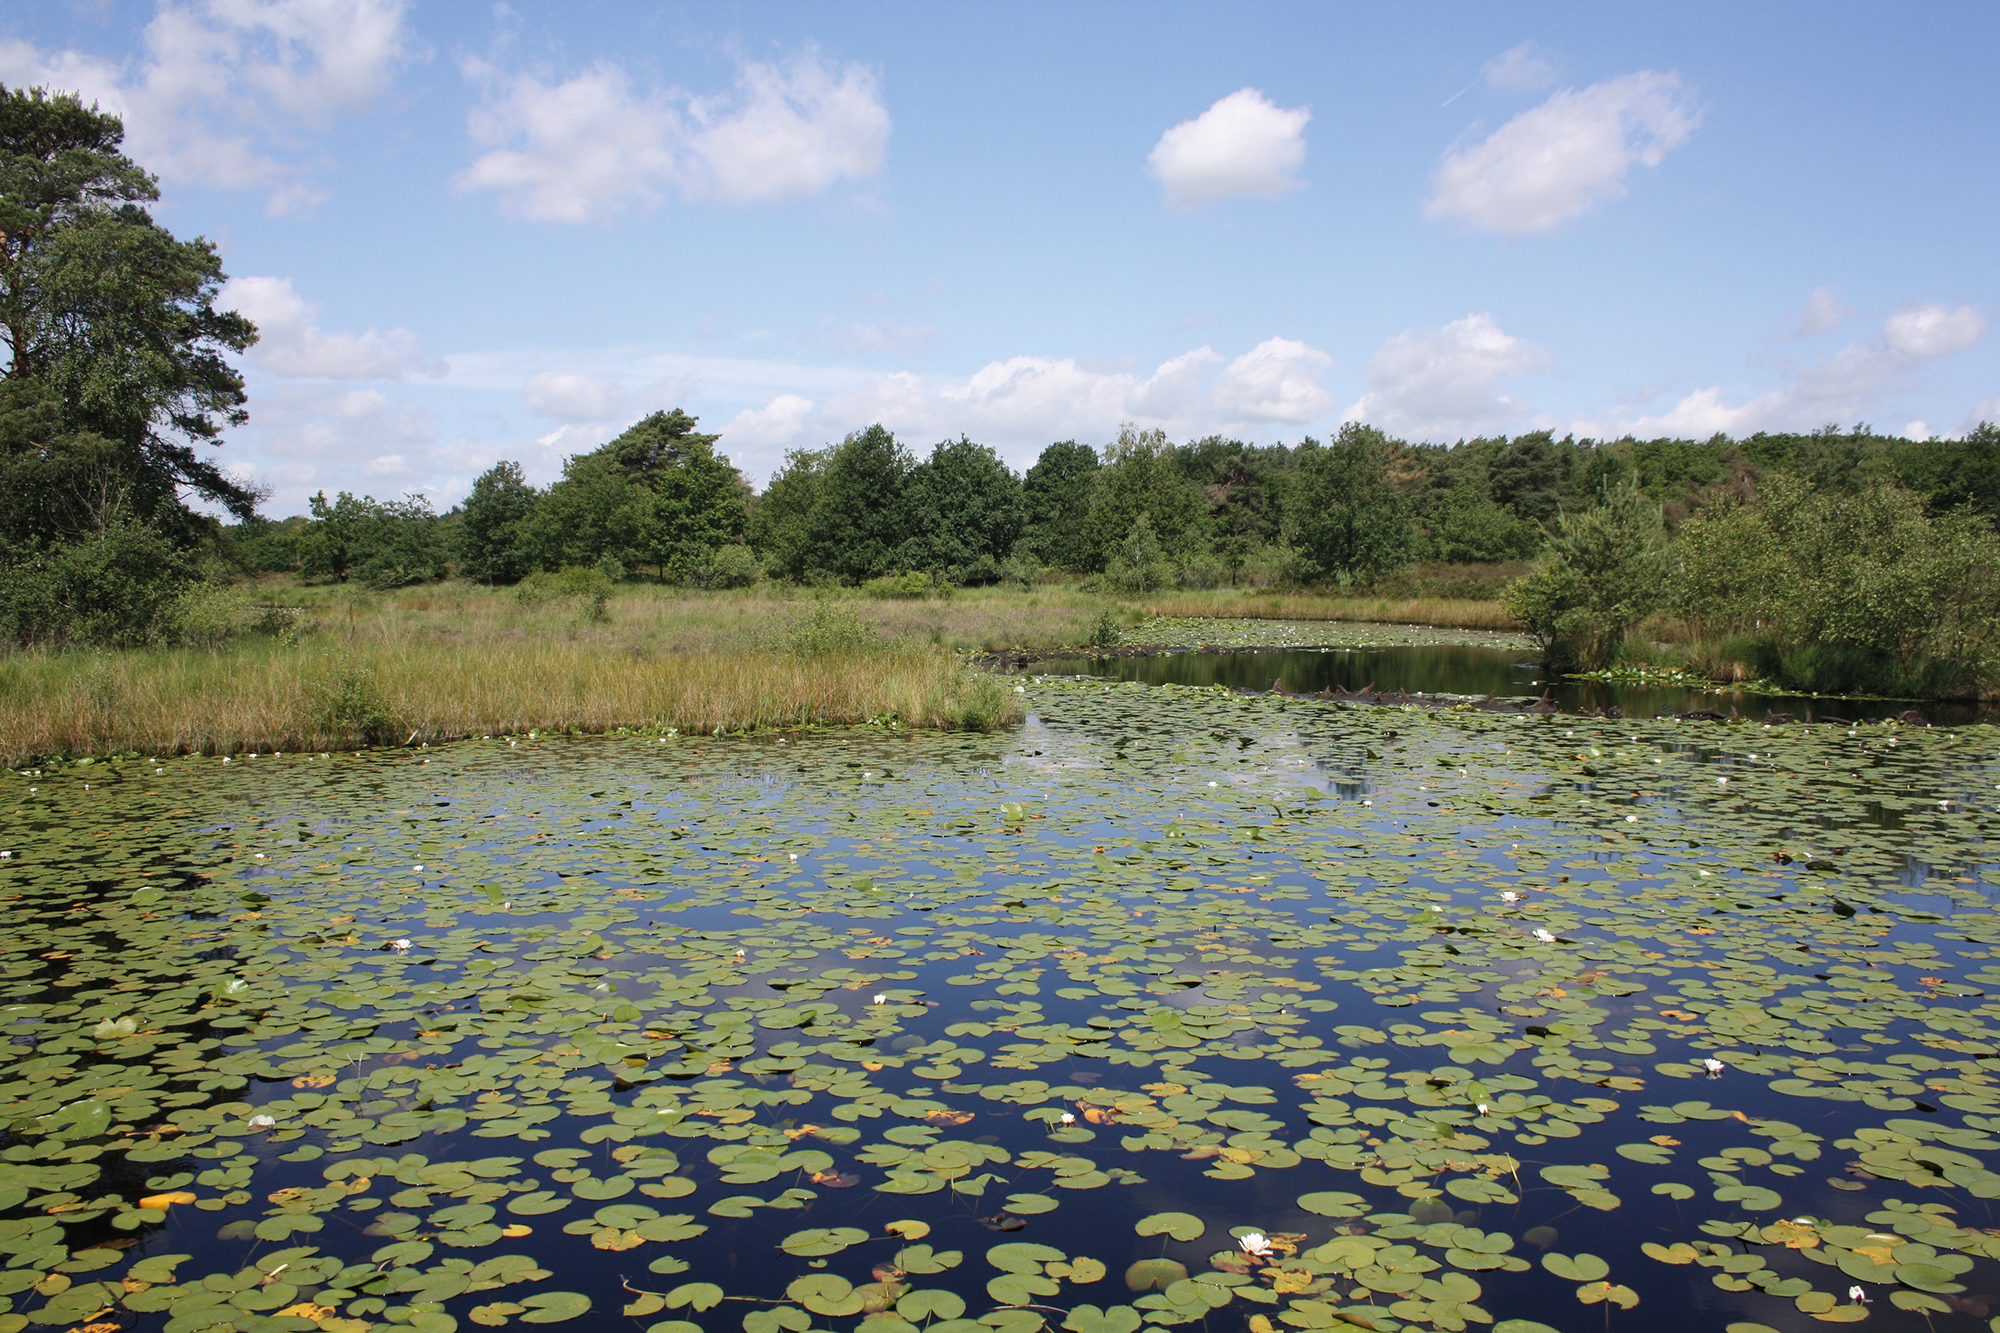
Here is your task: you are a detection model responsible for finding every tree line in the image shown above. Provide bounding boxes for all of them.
[228,415,2000,596]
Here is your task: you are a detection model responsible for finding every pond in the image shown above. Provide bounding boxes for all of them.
[1039,643,2000,726]
[1,680,1998,1333]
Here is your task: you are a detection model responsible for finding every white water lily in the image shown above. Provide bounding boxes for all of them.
[248,1114,276,1129]
[1703,1057,1726,1074]
[413,865,424,873]
[1058,1111,1076,1125]
[1848,1286,1869,1304]
[1532,928,1557,944]
[872,994,888,1005]
[387,938,413,952]
[1500,891,1521,904]
[1476,1103,1491,1115]
[1238,1231,1274,1258]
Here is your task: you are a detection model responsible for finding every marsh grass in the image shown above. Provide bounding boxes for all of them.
[0,579,1520,761]
[1141,590,1516,631]
[0,630,1019,763]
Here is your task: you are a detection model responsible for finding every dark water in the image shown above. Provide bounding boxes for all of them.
[1038,643,2000,726]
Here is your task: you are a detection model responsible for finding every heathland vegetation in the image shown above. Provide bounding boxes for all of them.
[4,81,2000,763]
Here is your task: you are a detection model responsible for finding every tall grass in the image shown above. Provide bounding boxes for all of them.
[1141,591,1518,632]
[0,636,1018,764]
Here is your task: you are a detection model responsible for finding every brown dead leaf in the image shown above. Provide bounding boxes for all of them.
[924,1110,974,1127]
[812,1170,861,1188]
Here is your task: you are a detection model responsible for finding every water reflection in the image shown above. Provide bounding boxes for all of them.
[1039,643,2000,724]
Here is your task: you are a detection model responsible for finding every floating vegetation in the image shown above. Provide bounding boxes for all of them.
[0,683,1995,1333]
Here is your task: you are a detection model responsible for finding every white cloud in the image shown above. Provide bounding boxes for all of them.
[1426,71,1700,234]
[1883,302,1989,358]
[722,393,818,449]
[0,0,415,212]
[1147,88,1309,209]
[1971,399,2000,431]
[1344,313,1551,440]
[1212,338,1334,422]
[1784,285,1856,338]
[456,47,889,223]
[1579,303,1991,439]
[711,338,1344,481]
[523,371,629,421]
[1903,421,1932,442]
[1483,43,1556,93]
[220,275,443,380]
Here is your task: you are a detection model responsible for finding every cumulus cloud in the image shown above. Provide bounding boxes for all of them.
[1784,285,1857,339]
[1344,314,1551,440]
[1426,71,1700,234]
[456,47,889,222]
[0,0,416,213]
[220,276,444,380]
[710,337,1343,482]
[1483,43,1557,93]
[1883,302,1990,358]
[722,393,819,450]
[1578,303,1991,439]
[1212,338,1335,422]
[524,371,629,421]
[1147,88,1309,209]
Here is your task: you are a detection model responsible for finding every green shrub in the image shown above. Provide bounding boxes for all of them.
[1504,483,1668,671]
[1088,610,1124,650]
[0,520,200,647]
[1105,514,1171,594]
[785,602,878,657]
[308,663,395,745]
[516,565,613,621]
[862,571,941,599]
[679,544,762,589]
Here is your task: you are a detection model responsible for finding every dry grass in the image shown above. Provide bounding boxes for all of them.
[1141,591,1517,631]
[0,578,1519,762]
[0,636,1017,764]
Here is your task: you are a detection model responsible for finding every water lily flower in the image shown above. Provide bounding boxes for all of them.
[1500,891,1521,904]
[1,851,10,859]
[1532,928,1557,944]
[1625,814,1638,822]
[248,1114,276,1129]
[1058,1111,1076,1125]
[387,939,413,952]
[872,994,888,1005]
[1238,1232,1274,1258]
[1848,1286,1869,1304]
[1716,776,1728,785]
[789,853,799,861]
[1476,1102,1491,1115]
[413,864,424,873]
[736,949,747,958]
[1702,1057,1726,1075]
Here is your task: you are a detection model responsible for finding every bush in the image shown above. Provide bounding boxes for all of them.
[785,602,878,657]
[679,544,762,589]
[307,663,396,745]
[1504,483,1668,671]
[1672,476,2000,696]
[0,520,201,647]
[1088,610,1123,650]
[862,571,942,599]
[516,566,613,622]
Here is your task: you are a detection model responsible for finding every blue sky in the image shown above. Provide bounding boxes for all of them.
[6,2,1996,515]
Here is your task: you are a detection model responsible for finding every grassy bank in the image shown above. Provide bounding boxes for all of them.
[0,612,1021,764]
[0,579,1533,763]
[1140,590,1517,631]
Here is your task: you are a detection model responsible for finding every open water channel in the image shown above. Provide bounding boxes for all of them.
[1,673,1997,1333]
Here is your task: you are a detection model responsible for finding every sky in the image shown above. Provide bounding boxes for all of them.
[5,1,1997,516]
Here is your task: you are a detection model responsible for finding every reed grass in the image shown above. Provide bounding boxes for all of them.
[1140,591,1517,631]
[0,637,1018,764]
[0,579,1520,763]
